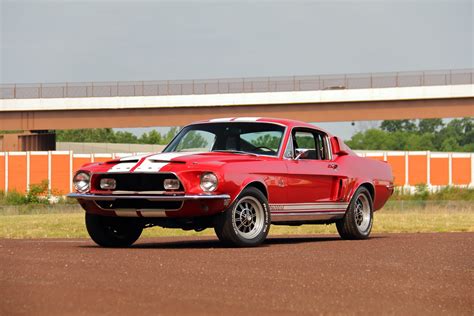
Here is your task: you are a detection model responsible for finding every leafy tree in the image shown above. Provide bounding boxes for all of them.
[163,127,179,143]
[251,134,281,150]
[176,131,208,150]
[114,131,138,144]
[440,137,461,152]
[347,118,473,152]
[380,120,416,133]
[57,127,180,145]
[57,128,117,143]
[418,119,444,134]
[0,130,24,134]
[294,135,315,149]
[139,130,162,144]
[347,129,394,150]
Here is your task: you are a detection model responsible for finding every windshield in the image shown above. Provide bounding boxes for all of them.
[163,122,285,156]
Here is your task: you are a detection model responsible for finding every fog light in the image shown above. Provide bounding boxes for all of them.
[100,178,116,190]
[164,179,180,190]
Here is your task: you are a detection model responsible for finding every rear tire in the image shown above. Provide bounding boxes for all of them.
[85,213,143,247]
[214,187,270,247]
[336,187,373,240]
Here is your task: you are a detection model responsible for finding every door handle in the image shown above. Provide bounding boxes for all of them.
[328,163,338,169]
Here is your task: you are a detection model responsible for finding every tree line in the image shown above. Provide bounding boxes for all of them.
[346,118,473,152]
[56,127,179,145]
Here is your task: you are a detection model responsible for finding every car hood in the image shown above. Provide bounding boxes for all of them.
[105,151,265,172]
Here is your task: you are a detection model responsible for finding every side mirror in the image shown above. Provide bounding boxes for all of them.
[294,148,310,160]
[331,137,349,156]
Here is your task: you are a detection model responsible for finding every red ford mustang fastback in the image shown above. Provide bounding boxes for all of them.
[68,117,393,247]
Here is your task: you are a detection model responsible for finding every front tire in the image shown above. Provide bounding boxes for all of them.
[214,187,270,247]
[336,187,373,240]
[85,213,143,247]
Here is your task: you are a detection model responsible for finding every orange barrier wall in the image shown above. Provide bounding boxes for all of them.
[430,155,449,186]
[30,152,48,187]
[8,153,27,193]
[452,156,471,185]
[51,152,71,195]
[0,151,472,194]
[408,154,427,185]
[386,154,405,186]
[0,154,5,191]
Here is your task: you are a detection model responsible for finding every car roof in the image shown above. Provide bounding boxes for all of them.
[191,117,333,136]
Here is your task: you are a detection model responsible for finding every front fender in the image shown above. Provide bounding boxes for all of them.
[231,177,269,205]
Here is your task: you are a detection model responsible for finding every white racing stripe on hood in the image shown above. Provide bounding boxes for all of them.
[106,152,203,173]
[120,153,150,161]
[108,153,154,173]
[133,152,204,172]
[108,162,138,173]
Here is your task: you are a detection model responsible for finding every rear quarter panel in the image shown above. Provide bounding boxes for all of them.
[335,154,393,211]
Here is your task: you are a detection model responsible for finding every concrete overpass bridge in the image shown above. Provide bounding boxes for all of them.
[1,69,473,150]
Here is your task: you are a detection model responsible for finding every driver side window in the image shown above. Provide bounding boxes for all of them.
[292,129,330,160]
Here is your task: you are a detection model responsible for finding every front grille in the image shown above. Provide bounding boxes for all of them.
[94,173,183,192]
[96,199,182,210]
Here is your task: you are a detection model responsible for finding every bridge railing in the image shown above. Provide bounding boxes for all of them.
[1,69,473,99]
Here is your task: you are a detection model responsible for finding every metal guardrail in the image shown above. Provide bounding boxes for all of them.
[1,69,473,99]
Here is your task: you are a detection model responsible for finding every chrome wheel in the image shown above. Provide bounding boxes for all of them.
[232,196,265,240]
[355,194,371,232]
[214,187,270,247]
[336,187,373,240]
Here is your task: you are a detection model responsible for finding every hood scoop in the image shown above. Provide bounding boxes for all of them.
[149,159,186,164]
[106,159,139,164]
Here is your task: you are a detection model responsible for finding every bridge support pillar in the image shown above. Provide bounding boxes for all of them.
[0,131,56,151]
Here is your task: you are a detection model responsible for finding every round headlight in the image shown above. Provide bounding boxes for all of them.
[73,172,90,193]
[200,172,218,192]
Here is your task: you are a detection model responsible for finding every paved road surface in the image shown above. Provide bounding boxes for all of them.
[1,233,473,315]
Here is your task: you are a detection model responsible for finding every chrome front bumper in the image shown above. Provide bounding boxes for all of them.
[67,193,231,201]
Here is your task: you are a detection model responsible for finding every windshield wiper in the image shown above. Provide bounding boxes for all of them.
[211,150,258,156]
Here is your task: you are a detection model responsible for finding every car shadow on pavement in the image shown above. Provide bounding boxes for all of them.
[78,235,387,249]
[122,235,386,249]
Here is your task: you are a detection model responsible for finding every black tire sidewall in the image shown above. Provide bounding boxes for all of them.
[349,187,373,238]
[216,187,271,247]
[85,213,143,247]
[336,187,374,240]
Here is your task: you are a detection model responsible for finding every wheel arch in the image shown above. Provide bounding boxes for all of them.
[231,180,269,205]
[357,182,375,202]
[244,181,268,199]
[347,180,375,204]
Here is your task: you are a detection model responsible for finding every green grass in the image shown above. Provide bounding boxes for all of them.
[0,213,215,239]
[391,185,474,201]
[0,203,472,239]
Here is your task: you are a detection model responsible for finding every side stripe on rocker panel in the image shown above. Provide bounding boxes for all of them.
[269,202,349,212]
